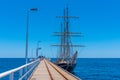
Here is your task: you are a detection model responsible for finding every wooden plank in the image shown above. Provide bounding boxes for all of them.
[44,59,66,80]
[45,59,80,80]
[29,60,51,80]
[29,59,80,80]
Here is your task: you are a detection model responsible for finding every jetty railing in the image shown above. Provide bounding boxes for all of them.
[0,59,40,80]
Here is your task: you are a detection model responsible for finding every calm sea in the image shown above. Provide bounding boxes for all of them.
[0,58,120,80]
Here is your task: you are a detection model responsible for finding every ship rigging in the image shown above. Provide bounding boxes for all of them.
[52,7,84,72]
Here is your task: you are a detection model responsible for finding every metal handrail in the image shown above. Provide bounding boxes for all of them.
[19,61,38,80]
[0,59,40,80]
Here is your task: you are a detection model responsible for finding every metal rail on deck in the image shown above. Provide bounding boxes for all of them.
[45,60,69,80]
[44,60,53,80]
[0,59,40,80]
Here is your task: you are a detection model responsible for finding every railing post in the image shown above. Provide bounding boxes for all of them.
[9,73,14,80]
[19,69,23,78]
[25,66,28,79]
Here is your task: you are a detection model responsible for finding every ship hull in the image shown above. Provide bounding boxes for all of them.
[57,63,76,72]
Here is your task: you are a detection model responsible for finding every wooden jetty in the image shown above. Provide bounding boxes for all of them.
[29,59,80,80]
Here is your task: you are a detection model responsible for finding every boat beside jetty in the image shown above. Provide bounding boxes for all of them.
[53,7,84,72]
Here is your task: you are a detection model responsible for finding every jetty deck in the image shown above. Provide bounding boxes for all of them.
[29,59,80,80]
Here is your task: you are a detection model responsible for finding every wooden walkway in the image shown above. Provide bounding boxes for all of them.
[29,59,80,80]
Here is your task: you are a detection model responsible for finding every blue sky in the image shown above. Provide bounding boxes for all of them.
[0,0,120,58]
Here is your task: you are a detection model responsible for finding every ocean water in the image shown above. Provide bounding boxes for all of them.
[0,58,120,80]
[73,58,120,80]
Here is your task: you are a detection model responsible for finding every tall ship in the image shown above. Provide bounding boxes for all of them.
[53,7,83,72]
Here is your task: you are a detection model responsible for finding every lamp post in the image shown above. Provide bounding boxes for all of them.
[36,41,41,58]
[25,8,38,64]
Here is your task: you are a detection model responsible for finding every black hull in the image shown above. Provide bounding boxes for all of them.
[57,63,76,72]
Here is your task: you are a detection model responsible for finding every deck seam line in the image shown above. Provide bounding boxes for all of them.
[44,59,53,80]
[45,59,69,80]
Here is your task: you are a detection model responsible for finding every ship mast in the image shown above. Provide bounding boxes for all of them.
[53,7,83,62]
